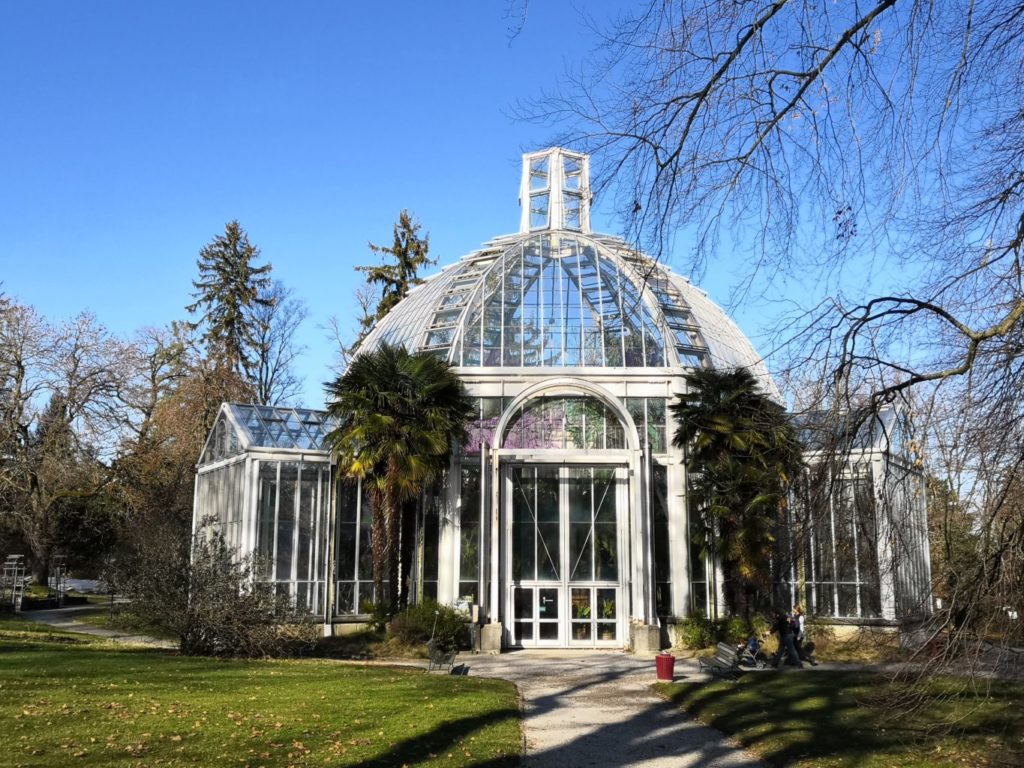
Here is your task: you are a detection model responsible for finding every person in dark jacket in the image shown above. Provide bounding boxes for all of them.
[771,610,804,668]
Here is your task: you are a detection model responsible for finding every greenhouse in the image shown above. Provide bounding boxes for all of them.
[194,147,932,649]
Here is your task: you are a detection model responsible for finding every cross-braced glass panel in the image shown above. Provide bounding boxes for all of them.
[454,234,667,367]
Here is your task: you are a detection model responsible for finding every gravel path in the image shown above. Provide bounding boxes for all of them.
[20,605,178,649]
[459,651,763,767]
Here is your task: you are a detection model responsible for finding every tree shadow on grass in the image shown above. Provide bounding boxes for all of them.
[660,669,1024,767]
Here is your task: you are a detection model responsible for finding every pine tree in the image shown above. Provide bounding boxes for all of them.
[186,221,272,380]
[356,211,434,342]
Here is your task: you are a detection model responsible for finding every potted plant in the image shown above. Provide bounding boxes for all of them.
[573,604,591,640]
[599,598,616,640]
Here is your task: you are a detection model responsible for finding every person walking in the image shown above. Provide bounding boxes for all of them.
[771,610,803,669]
[793,604,819,665]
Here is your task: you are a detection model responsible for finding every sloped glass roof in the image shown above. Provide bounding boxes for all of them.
[357,146,776,396]
[360,231,776,394]
[200,404,335,464]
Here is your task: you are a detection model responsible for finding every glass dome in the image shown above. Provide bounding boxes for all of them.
[359,148,776,395]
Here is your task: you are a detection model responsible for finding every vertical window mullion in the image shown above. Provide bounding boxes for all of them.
[829,471,840,615]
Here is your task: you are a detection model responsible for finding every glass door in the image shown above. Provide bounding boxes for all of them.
[507,464,624,647]
[510,466,561,645]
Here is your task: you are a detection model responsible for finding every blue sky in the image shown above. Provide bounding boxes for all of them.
[1,0,749,407]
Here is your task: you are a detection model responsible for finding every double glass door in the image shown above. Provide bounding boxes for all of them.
[507,464,623,646]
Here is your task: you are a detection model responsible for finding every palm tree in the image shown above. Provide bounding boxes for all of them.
[325,343,474,611]
[671,367,803,618]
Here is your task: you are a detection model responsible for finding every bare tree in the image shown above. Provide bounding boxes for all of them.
[526,1,1024,680]
[323,284,376,377]
[0,301,128,580]
[250,280,307,406]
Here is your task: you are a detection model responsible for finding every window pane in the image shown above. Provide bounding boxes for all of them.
[275,463,298,580]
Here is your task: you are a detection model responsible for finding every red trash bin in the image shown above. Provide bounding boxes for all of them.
[655,652,675,681]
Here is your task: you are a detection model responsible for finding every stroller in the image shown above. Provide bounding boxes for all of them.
[737,636,769,669]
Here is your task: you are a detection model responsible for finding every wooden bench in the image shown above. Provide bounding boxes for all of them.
[426,639,457,673]
[698,642,740,679]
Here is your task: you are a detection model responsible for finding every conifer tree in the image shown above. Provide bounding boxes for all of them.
[355,211,434,342]
[186,221,272,380]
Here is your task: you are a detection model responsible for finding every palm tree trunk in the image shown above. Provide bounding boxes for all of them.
[386,490,401,613]
[369,488,387,609]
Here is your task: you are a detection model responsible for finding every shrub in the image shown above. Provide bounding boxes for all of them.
[388,599,468,652]
[178,527,316,658]
[675,617,716,649]
[360,599,392,633]
[720,617,753,644]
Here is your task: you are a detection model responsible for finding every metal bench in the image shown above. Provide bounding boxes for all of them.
[426,639,457,673]
[698,642,740,679]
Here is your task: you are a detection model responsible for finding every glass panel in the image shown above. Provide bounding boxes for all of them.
[539,623,559,640]
[297,464,316,581]
[564,194,581,230]
[276,463,298,580]
[563,155,580,180]
[459,466,481,600]
[837,584,859,617]
[335,582,355,614]
[502,395,626,450]
[256,462,277,576]
[530,156,549,190]
[571,588,591,619]
[651,399,667,454]
[516,621,534,641]
[568,469,593,581]
[514,588,533,619]
[652,463,671,615]
[539,588,559,619]
[423,491,440,587]
[537,469,560,580]
[512,469,536,581]
[596,622,616,641]
[530,192,549,229]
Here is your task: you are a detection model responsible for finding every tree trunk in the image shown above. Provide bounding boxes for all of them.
[399,498,417,609]
[386,490,401,613]
[369,488,387,610]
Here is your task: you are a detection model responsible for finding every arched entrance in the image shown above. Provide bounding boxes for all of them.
[491,381,643,647]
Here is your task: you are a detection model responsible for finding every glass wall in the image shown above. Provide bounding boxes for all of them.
[253,460,329,614]
[194,459,246,550]
[458,465,482,603]
[502,395,626,450]
[626,398,669,454]
[335,480,374,614]
[803,467,882,618]
[651,463,672,617]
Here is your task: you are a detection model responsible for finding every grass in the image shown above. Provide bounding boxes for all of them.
[0,617,521,768]
[656,670,1024,767]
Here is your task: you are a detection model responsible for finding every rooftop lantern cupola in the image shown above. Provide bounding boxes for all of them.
[518,147,592,234]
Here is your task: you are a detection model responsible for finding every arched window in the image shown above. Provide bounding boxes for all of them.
[501,395,626,450]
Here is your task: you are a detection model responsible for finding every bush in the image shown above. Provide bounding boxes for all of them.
[178,528,316,658]
[675,617,716,649]
[720,617,753,644]
[360,599,392,633]
[388,600,468,652]
[676,615,774,650]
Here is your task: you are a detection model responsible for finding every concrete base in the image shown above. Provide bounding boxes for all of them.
[630,623,662,653]
[481,622,503,653]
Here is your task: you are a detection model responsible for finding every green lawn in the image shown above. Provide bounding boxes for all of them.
[0,618,521,768]
[656,670,1024,767]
